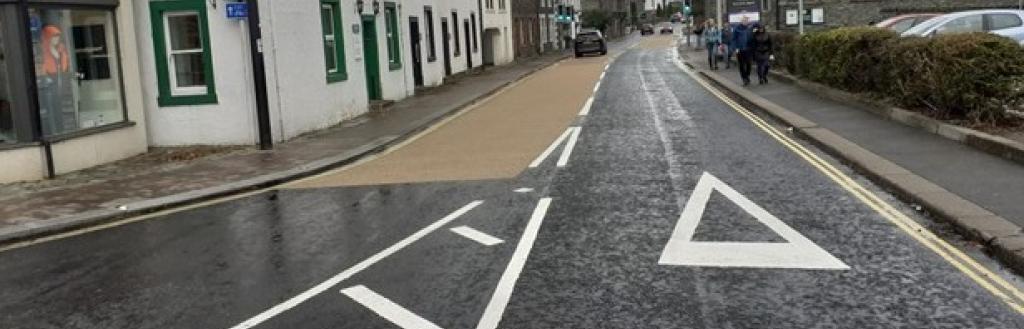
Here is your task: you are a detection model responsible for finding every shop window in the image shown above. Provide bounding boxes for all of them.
[320,0,347,83]
[150,0,216,107]
[30,7,127,137]
[384,3,401,70]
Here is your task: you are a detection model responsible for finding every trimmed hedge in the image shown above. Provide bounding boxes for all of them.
[772,28,1024,124]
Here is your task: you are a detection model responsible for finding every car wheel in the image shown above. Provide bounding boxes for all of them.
[575,52,582,58]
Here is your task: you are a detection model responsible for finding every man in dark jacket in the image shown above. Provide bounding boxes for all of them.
[730,17,754,85]
[748,25,773,84]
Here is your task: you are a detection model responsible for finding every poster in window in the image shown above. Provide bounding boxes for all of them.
[812,8,825,24]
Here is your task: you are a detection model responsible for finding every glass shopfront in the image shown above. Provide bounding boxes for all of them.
[0,0,126,144]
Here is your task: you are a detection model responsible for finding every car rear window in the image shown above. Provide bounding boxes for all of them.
[578,33,599,41]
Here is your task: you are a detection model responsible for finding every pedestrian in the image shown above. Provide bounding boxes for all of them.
[731,16,755,85]
[703,19,722,70]
[748,25,774,85]
[722,25,734,69]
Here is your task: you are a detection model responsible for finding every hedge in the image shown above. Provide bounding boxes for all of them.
[770,28,1024,124]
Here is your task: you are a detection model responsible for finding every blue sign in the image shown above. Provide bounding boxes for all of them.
[226,3,249,19]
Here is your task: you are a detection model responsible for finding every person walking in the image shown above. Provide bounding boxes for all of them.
[703,19,722,70]
[722,25,734,69]
[730,17,755,85]
[749,25,774,84]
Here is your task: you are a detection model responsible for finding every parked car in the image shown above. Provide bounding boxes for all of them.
[660,25,674,34]
[640,24,655,35]
[575,30,607,57]
[875,13,940,33]
[902,10,1024,45]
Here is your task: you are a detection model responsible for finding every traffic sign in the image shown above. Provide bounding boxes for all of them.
[226,3,249,19]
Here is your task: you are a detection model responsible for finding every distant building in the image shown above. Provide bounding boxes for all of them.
[702,0,1022,31]
[483,0,515,65]
[512,0,543,58]
[540,0,580,51]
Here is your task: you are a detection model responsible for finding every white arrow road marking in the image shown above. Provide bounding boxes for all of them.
[451,226,505,246]
[476,198,553,329]
[341,285,444,329]
[228,201,483,329]
[530,127,582,168]
[578,96,595,116]
[659,172,849,270]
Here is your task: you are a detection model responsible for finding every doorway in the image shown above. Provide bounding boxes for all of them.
[463,20,473,69]
[441,18,452,76]
[361,15,382,100]
[409,17,423,87]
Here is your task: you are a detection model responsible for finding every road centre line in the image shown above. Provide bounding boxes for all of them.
[341,285,444,329]
[556,127,583,167]
[671,49,1024,313]
[476,198,553,329]
[593,80,602,93]
[228,201,484,329]
[579,97,595,116]
[451,226,504,246]
[529,128,573,168]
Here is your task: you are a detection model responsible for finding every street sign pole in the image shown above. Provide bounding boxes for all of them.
[798,0,805,35]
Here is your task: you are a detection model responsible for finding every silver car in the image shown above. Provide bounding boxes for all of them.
[902,9,1024,45]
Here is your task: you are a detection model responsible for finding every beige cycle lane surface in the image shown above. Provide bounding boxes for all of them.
[287,55,611,189]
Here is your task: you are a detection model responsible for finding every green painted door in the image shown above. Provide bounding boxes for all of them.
[362,16,382,100]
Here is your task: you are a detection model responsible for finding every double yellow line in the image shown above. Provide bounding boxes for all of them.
[678,61,1024,313]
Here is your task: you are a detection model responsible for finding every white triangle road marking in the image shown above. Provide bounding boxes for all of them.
[450,226,505,246]
[529,127,582,168]
[659,172,850,270]
[341,285,444,329]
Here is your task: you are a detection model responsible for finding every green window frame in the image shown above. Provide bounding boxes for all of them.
[150,0,217,107]
[320,0,348,83]
[384,3,401,70]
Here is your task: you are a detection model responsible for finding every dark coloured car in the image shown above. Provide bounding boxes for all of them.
[575,30,607,57]
[660,26,674,34]
[640,24,655,35]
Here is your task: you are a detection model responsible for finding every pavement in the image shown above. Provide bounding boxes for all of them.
[2,33,1024,328]
[676,44,1024,271]
[0,52,568,244]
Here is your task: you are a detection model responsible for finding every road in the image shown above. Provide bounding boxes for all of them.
[2,34,1023,329]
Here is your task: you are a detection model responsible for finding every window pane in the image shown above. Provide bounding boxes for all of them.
[321,4,337,73]
[30,8,125,136]
[0,12,14,143]
[938,15,984,34]
[989,14,1023,31]
[172,52,206,87]
[168,13,202,51]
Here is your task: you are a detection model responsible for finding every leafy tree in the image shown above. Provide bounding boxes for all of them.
[582,10,611,32]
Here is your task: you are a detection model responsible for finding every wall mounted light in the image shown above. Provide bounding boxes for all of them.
[373,0,381,14]
[356,0,364,14]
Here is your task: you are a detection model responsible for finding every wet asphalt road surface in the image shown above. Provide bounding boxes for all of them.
[1,35,1023,328]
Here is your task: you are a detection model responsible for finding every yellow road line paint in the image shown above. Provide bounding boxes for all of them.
[673,51,1024,313]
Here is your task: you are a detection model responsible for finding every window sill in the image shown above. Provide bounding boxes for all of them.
[327,72,349,84]
[389,62,402,71]
[158,93,219,107]
[45,121,137,143]
[0,141,40,152]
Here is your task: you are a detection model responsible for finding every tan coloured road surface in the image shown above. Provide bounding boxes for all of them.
[286,55,611,188]
[639,35,674,49]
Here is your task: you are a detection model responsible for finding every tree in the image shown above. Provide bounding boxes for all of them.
[582,9,611,32]
[656,4,663,18]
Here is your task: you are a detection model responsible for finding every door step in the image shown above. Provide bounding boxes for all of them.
[368,100,395,116]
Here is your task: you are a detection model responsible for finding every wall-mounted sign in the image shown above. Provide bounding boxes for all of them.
[728,12,761,24]
[226,3,249,19]
[785,10,798,26]
[785,8,825,26]
[727,0,761,24]
[811,8,825,24]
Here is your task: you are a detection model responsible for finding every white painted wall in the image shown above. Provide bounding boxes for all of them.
[135,1,258,146]
[262,0,368,140]
[396,0,483,91]
[0,147,44,182]
[483,3,514,65]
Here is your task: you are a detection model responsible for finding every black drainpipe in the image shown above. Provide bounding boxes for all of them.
[246,0,273,150]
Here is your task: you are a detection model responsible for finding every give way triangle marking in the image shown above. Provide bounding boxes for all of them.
[659,172,850,270]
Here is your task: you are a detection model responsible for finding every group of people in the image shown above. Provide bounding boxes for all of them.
[699,17,773,86]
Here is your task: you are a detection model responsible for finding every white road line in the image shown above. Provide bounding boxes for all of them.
[228,201,483,329]
[599,71,607,81]
[341,285,444,329]
[578,97,595,116]
[593,80,602,93]
[513,187,534,193]
[529,128,573,168]
[476,198,553,329]
[556,127,583,167]
[451,226,505,246]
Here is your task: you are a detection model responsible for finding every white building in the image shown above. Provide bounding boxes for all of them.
[135,0,483,147]
[0,0,148,183]
[539,0,580,51]
[482,0,514,66]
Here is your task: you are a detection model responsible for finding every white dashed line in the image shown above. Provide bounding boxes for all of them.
[579,97,595,116]
[556,127,582,167]
[341,285,444,329]
[451,226,505,246]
